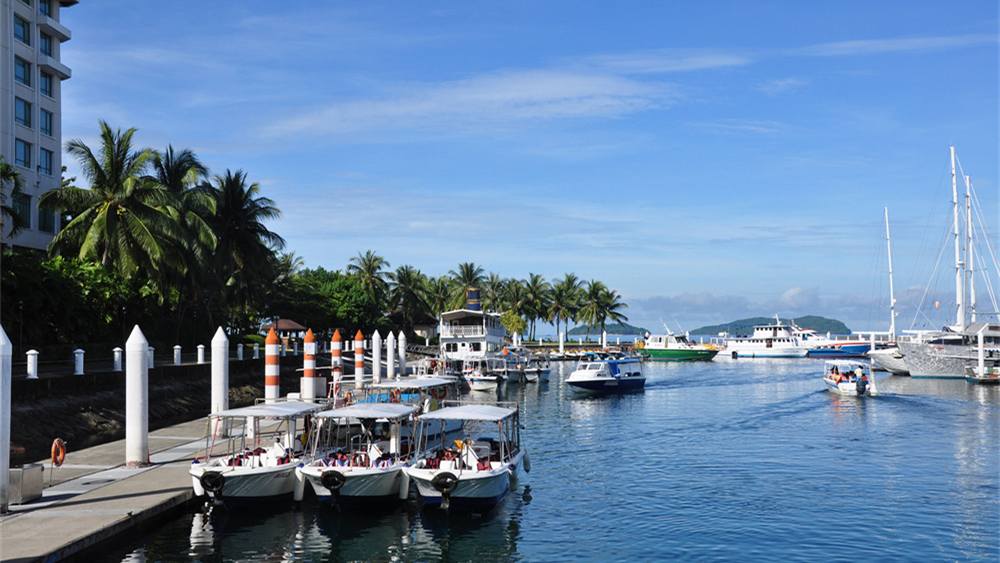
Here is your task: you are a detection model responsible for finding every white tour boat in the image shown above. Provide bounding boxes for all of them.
[190,401,325,504]
[296,403,419,507]
[407,402,528,511]
[720,316,810,358]
[822,360,877,396]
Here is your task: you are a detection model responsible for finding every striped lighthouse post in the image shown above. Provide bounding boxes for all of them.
[331,330,342,396]
[386,331,396,380]
[265,328,281,403]
[354,330,364,386]
[302,329,317,401]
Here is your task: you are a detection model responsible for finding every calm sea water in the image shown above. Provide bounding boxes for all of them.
[94,360,999,563]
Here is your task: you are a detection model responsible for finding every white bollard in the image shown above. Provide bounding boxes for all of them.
[125,326,149,467]
[559,332,565,355]
[26,350,38,379]
[386,332,396,380]
[212,327,229,416]
[237,343,243,361]
[253,343,259,359]
[281,341,287,357]
[399,332,407,378]
[147,346,155,369]
[294,341,299,356]
[74,349,85,375]
[197,344,206,364]
[1,327,11,513]
[113,347,123,372]
[174,345,182,366]
[372,330,382,385]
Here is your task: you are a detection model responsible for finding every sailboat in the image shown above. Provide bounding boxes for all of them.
[867,208,910,374]
[897,147,1000,378]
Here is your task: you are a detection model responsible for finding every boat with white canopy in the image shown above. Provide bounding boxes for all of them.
[190,401,325,503]
[822,360,877,396]
[406,402,528,511]
[296,403,419,507]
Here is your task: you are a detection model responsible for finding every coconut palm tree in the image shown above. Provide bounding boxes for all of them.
[523,273,552,340]
[347,250,391,312]
[204,169,285,327]
[501,278,528,319]
[598,286,629,334]
[482,272,504,312]
[448,262,485,308]
[425,275,454,317]
[40,120,184,278]
[578,280,608,341]
[389,264,429,332]
[0,156,27,244]
[549,273,583,338]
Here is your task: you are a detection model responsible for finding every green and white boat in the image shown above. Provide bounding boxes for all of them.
[639,332,719,361]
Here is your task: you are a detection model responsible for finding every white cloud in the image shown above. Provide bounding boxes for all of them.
[789,34,996,57]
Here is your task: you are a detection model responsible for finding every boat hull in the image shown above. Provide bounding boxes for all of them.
[566,376,645,394]
[726,347,809,358]
[299,464,407,507]
[643,348,718,361]
[807,343,872,358]
[190,462,299,502]
[897,342,968,378]
[408,451,522,511]
[867,348,909,375]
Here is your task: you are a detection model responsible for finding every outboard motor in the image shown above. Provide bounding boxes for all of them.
[856,376,868,396]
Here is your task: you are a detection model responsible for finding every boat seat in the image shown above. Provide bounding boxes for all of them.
[439,459,458,470]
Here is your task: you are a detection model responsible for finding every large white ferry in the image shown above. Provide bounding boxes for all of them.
[719,316,810,358]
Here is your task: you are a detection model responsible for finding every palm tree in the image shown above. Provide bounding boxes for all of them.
[276,251,306,282]
[40,120,184,277]
[578,280,608,341]
[426,275,454,317]
[598,287,629,335]
[205,169,285,328]
[501,278,527,319]
[389,264,429,332]
[448,262,485,308]
[549,273,583,338]
[482,272,504,312]
[523,273,551,340]
[347,250,390,312]
[0,156,27,245]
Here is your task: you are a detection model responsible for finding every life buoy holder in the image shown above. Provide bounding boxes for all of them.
[51,438,66,467]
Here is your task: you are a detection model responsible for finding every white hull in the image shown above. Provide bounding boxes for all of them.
[189,462,299,500]
[867,348,909,375]
[408,450,522,509]
[897,341,969,378]
[725,344,809,358]
[823,376,875,396]
[468,376,502,391]
[298,463,407,503]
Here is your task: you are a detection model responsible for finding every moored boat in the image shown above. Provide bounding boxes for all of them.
[296,403,418,507]
[565,356,645,394]
[822,360,877,396]
[720,316,810,358]
[638,331,718,361]
[407,402,528,511]
[190,401,325,504]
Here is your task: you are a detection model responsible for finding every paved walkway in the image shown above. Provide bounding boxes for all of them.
[0,419,210,563]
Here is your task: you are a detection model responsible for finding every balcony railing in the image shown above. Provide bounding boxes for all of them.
[441,325,505,338]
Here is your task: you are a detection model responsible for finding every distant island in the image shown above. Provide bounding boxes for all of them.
[567,322,648,336]
[690,316,851,336]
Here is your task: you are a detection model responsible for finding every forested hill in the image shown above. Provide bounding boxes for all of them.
[568,322,648,336]
[690,316,851,336]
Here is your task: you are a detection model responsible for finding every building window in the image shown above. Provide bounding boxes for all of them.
[39,148,53,175]
[39,0,51,17]
[40,109,53,136]
[15,139,32,168]
[15,58,31,87]
[13,194,31,229]
[39,205,56,233]
[40,72,52,97]
[14,15,30,45]
[40,32,52,57]
[15,98,32,128]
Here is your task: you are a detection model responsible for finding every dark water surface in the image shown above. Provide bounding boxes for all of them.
[94,360,999,562]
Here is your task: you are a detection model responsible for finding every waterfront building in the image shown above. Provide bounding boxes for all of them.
[1,0,75,252]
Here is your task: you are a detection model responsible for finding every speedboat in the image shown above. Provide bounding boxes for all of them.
[296,403,419,507]
[523,354,551,382]
[190,401,325,503]
[565,356,645,394]
[364,377,464,434]
[822,360,877,396]
[406,402,528,511]
[463,358,508,391]
[639,331,718,361]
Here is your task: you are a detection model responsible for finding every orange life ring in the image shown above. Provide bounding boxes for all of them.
[51,438,66,467]
[344,391,353,403]
[390,389,401,403]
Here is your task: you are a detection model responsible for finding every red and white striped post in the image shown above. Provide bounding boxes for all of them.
[354,330,364,386]
[302,329,316,401]
[265,328,280,403]
[331,330,342,397]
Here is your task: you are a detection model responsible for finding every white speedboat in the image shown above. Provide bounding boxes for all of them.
[523,354,551,382]
[565,356,645,394]
[190,401,324,504]
[822,360,877,396]
[407,402,528,511]
[463,358,508,391]
[296,403,419,507]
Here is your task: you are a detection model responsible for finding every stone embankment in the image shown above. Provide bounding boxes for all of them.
[8,359,310,466]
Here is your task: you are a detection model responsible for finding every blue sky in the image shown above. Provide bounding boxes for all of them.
[58,2,999,335]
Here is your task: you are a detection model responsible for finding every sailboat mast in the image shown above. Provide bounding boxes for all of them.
[885,207,897,340]
[966,173,976,323]
[952,145,965,329]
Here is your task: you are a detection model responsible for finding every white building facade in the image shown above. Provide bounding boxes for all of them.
[1,0,74,252]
